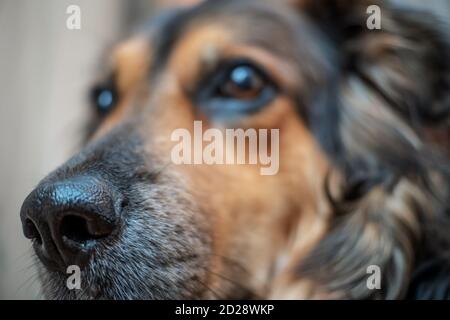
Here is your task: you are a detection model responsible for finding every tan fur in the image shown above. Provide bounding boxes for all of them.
[91,20,334,297]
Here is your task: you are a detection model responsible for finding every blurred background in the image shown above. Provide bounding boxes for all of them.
[0,0,448,299]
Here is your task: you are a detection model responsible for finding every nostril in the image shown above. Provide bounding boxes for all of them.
[60,213,114,244]
[24,218,42,245]
[60,215,93,243]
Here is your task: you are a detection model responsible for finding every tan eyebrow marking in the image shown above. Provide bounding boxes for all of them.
[168,22,301,95]
[168,24,231,90]
[113,37,152,95]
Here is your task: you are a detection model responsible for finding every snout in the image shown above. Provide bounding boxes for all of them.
[20,176,121,271]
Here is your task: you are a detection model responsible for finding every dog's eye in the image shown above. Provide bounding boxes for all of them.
[197,61,277,120]
[219,65,265,99]
[90,84,118,114]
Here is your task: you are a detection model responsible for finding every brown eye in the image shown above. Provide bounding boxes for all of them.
[197,61,277,120]
[219,65,265,99]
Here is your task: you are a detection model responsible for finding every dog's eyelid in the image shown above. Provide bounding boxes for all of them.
[195,58,276,92]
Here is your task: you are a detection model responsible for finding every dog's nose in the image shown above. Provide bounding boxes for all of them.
[20,176,120,270]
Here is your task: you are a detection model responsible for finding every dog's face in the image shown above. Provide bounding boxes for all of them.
[20,0,450,299]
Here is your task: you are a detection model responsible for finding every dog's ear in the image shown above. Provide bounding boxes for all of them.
[295,0,450,163]
[275,0,450,299]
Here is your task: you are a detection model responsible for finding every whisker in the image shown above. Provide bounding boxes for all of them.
[16,271,40,296]
[196,278,222,299]
[207,269,261,299]
[209,253,250,275]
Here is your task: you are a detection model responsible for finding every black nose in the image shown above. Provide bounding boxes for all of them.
[20,176,120,270]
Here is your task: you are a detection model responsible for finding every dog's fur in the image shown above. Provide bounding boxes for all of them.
[28,0,450,299]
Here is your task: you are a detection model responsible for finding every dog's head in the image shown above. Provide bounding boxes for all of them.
[20,0,450,299]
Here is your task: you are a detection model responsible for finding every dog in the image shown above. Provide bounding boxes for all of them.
[20,0,450,299]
